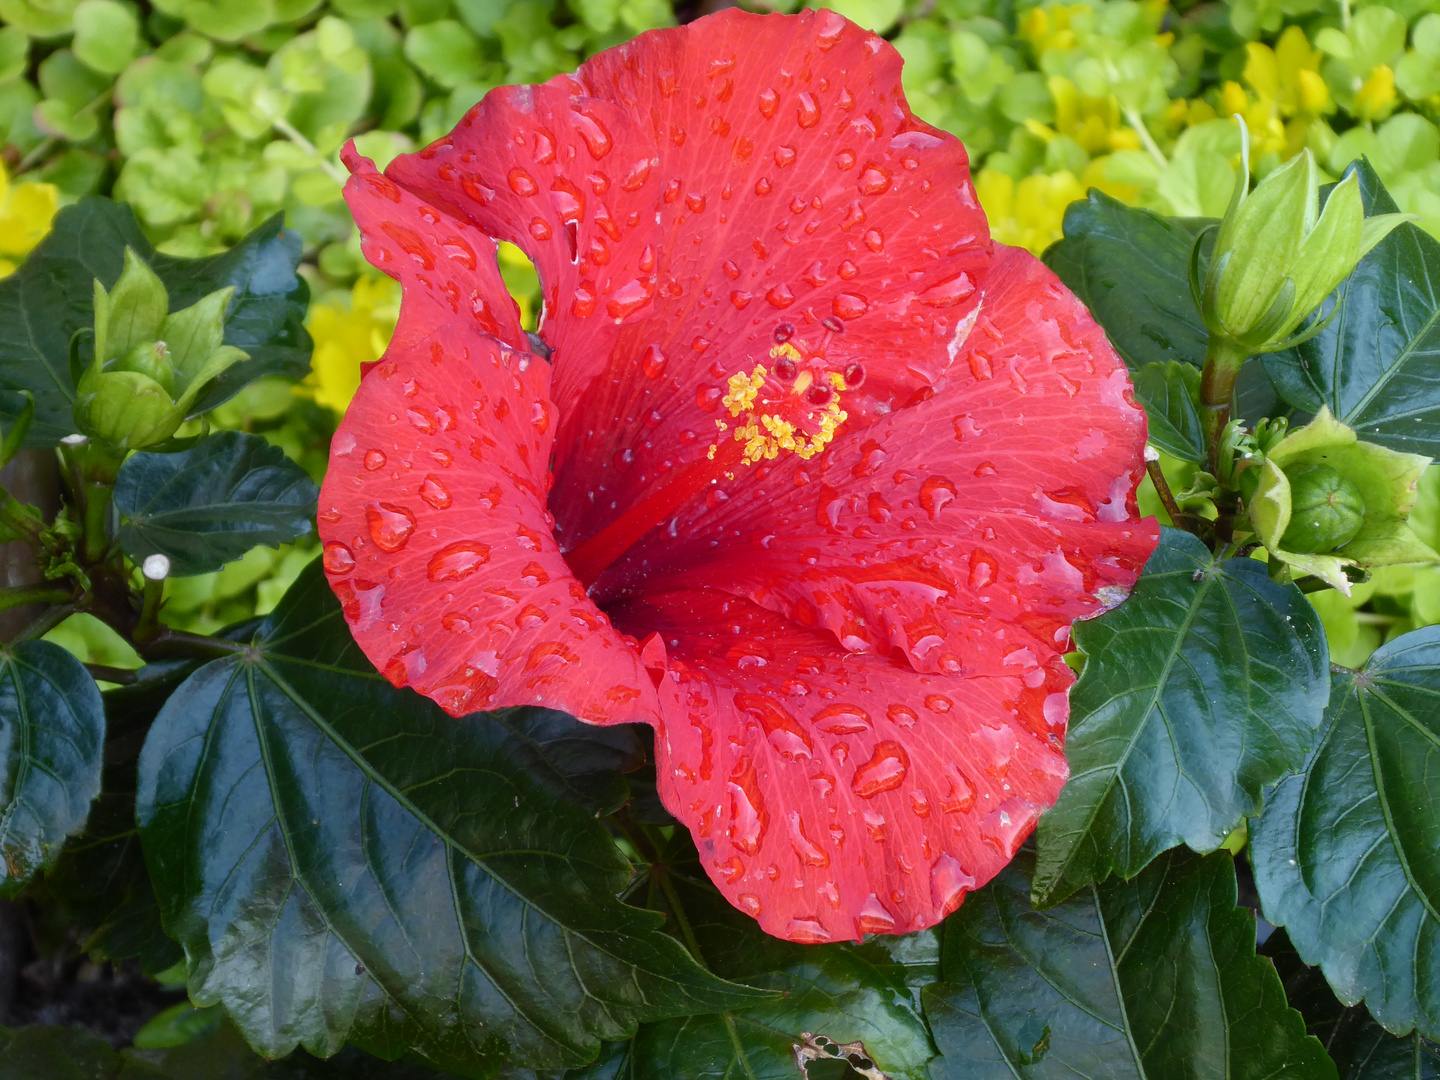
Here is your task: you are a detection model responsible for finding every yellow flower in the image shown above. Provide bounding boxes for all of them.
[1221,80,1289,158]
[1042,76,1141,154]
[305,274,400,414]
[0,162,59,279]
[1354,64,1398,122]
[976,167,1087,254]
[1246,27,1331,118]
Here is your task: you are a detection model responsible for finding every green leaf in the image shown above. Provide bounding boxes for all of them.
[492,708,646,818]
[1042,190,1216,371]
[1133,359,1206,461]
[1031,528,1330,906]
[923,847,1336,1078]
[0,640,105,897]
[135,563,767,1076]
[0,200,311,447]
[114,431,318,576]
[626,835,937,1080]
[1251,626,1440,1042]
[47,662,195,975]
[1262,159,1440,457]
[1264,929,1440,1079]
[71,0,139,75]
[0,1021,471,1078]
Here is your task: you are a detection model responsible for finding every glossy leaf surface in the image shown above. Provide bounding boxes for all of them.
[1252,626,1440,1042]
[0,640,105,897]
[1265,929,1440,1079]
[47,662,194,974]
[1133,359,1207,461]
[1043,190,1215,371]
[114,431,318,576]
[0,199,310,446]
[626,836,936,1080]
[134,564,765,1076]
[924,847,1334,1079]
[1032,527,1330,906]
[1262,160,1440,456]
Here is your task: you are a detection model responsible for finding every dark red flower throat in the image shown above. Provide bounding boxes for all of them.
[320,8,1158,944]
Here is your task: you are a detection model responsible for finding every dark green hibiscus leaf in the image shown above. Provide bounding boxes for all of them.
[1031,528,1329,906]
[923,847,1334,1079]
[0,1022,469,1079]
[624,835,936,1080]
[1132,360,1206,461]
[135,563,766,1077]
[1043,191,1215,371]
[47,662,194,974]
[0,640,105,896]
[1261,159,1440,456]
[490,708,646,818]
[1265,929,1440,1079]
[1251,626,1440,1043]
[114,431,318,576]
[0,199,310,446]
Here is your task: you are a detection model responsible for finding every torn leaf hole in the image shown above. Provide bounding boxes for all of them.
[793,1033,890,1079]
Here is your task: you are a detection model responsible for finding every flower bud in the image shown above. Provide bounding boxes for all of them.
[1247,407,1435,594]
[76,249,249,450]
[1278,463,1366,554]
[113,340,174,394]
[1203,145,1412,354]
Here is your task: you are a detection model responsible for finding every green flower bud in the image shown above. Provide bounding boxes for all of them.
[1278,464,1366,553]
[1203,145,1413,354]
[113,340,174,395]
[76,252,249,450]
[1247,408,1436,594]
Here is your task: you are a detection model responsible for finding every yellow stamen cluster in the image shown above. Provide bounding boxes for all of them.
[709,352,849,465]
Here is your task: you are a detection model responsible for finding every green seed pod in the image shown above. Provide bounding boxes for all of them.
[112,340,175,395]
[1278,463,1366,554]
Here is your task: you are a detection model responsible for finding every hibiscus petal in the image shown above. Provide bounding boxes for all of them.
[610,586,1069,942]
[380,9,990,552]
[617,245,1158,673]
[316,204,658,722]
[343,152,527,353]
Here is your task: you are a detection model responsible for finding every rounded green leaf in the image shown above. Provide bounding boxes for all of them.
[1032,528,1330,906]
[71,0,139,76]
[134,564,767,1074]
[404,20,483,90]
[923,848,1335,1078]
[1252,626,1440,1042]
[1132,359,1206,461]
[0,640,104,897]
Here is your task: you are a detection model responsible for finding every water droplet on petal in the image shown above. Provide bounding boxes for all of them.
[787,917,831,944]
[796,92,820,128]
[851,741,910,798]
[739,893,762,916]
[419,475,452,509]
[857,164,891,195]
[930,854,975,916]
[727,758,769,855]
[322,541,355,574]
[364,449,387,471]
[508,168,538,196]
[788,811,830,867]
[855,894,896,935]
[426,540,492,581]
[919,475,957,519]
[813,702,871,734]
[366,503,416,552]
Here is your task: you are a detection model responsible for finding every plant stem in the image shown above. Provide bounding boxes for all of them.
[14,602,75,643]
[0,586,71,615]
[133,572,165,646]
[1144,450,1186,527]
[1199,334,1252,473]
[85,663,138,684]
[272,116,348,186]
[1125,108,1168,169]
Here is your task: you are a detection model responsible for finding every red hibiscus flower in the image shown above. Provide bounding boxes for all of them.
[318,7,1157,943]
